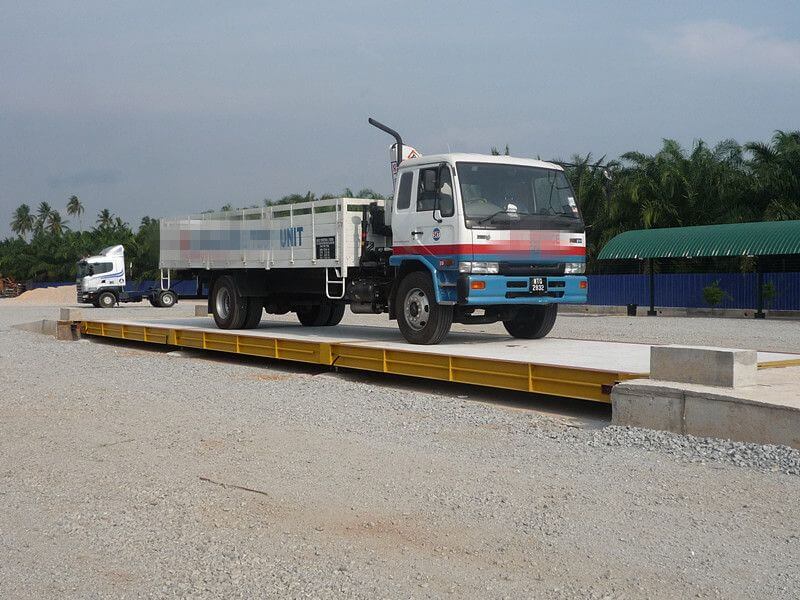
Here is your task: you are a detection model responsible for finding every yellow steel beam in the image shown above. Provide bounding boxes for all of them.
[78,320,647,403]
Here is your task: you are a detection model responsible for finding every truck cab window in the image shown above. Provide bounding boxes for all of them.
[417,168,438,212]
[91,262,113,275]
[396,171,413,210]
[438,166,454,217]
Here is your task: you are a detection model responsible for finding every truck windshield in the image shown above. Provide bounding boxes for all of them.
[76,262,90,278]
[76,261,112,277]
[457,162,583,230]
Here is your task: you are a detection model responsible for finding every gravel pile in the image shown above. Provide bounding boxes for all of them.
[4,284,77,305]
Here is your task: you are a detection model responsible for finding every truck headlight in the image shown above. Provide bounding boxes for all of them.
[459,261,499,274]
[564,262,585,274]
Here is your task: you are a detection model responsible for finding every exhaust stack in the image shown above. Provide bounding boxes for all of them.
[368,117,403,169]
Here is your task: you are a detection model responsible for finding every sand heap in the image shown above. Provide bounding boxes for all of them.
[4,285,78,306]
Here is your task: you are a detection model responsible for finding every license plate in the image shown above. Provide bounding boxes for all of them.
[530,277,546,294]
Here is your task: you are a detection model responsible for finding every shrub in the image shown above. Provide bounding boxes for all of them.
[702,280,731,307]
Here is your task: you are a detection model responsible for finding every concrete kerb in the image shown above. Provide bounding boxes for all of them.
[612,379,800,449]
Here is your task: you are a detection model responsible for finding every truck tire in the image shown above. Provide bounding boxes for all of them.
[148,296,161,307]
[396,271,452,345]
[98,291,116,308]
[503,304,558,339]
[158,290,177,308]
[241,299,263,329]
[296,303,332,327]
[212,275,248,329]
[324,301,346,326]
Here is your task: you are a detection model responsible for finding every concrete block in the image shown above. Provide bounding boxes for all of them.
[650,345,756,388]
[60,307,83,321]
[56,320,80,341]
[194,304,210,317]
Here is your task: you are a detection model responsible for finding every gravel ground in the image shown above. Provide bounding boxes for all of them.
[1,302,800,598]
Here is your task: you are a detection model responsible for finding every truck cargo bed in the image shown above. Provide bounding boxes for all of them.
[160,198,386,275]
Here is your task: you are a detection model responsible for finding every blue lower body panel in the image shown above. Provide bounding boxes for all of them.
[458,275,587,306]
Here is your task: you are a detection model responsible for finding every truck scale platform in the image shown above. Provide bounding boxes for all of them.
[78,317,800,403]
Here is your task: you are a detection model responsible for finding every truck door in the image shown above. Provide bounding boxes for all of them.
[411,164,458,263]
[391,169,416,253]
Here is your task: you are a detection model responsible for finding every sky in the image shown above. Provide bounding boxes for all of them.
[2,1,799,237]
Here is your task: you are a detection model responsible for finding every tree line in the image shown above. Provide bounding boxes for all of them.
[1,130,798,283]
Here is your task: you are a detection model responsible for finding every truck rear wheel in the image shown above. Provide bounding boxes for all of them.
[503,304,558,339]
[212,275,248,329]
[325,301,346,326]
[242,299,263,329]
[158,290,177,308]
[396,271,452,345]
[98,291,116,308]
[296,303,332,327]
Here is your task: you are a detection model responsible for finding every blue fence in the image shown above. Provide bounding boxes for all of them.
[587,272,800,310]
[26,280,204,295]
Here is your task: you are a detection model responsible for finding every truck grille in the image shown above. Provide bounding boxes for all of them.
[498,262,564,276]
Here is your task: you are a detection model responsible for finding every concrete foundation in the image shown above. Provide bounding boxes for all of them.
[56,321,80,341]
[12,319,57,336]
[612,370,800,449]
[194,305,209,317]
[650,345,757,388]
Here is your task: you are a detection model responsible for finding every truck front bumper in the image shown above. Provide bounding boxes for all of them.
[456,275,587,306]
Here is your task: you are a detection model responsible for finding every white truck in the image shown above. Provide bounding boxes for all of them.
[159,119,587,344]
[76,245,179,308]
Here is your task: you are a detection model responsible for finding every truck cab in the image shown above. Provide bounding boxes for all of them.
[386,153,587,343]
[76,245,128,306]
[76,245,178,308]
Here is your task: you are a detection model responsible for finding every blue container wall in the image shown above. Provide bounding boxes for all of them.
[587,273,800,310]
[26,280,204,295]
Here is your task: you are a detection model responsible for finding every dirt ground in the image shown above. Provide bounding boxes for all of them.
[1,303,799,599]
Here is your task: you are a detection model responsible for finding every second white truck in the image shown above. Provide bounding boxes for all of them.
[159,119,588,344]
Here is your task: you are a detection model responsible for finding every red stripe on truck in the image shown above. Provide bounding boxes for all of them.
[392,243,585,256]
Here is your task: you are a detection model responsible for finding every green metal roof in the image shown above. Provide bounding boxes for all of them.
[597,220,800,260]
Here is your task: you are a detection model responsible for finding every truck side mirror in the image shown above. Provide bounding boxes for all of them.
[432,197,443,224]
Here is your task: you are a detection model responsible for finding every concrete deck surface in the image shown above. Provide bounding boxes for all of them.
[81,315,799,375]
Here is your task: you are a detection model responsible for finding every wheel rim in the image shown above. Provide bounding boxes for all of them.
[101,295,113,307]
[215,287,231,320]
[403,287,430,331]
[162,293,174,306]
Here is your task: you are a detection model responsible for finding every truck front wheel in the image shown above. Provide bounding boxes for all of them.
[212,276,248,329]
[396,271,452,345]
[503,304,558,339]
[98,291,116,308]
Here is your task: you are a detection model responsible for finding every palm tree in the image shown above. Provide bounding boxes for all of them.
[96,208,114,229]
[35,201,53,234]
[66,195,84,230]
[11,204,34,239]
[46,211,69,236]
[746,130,800,221]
